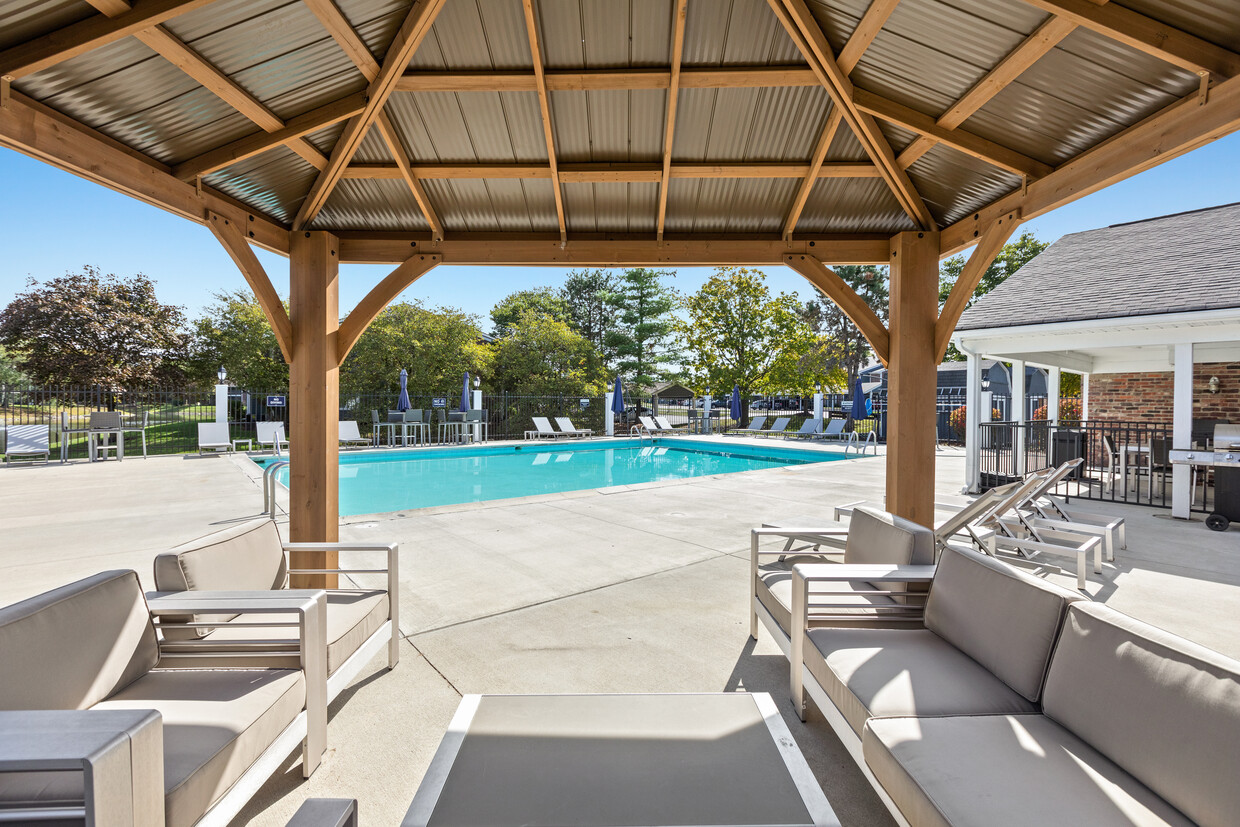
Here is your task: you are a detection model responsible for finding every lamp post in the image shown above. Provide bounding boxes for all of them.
[215,366,229,426]
[813,382,824,422]
[471,375,483,439]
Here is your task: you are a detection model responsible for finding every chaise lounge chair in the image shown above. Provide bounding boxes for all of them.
[3,424,50,465]
[638,415,673,435]
[816,419,848,442]
[654,415,678,433]
[731,415,768,435]
[339,420,371,449]
[786,418,822,439]
[555,417,593,438]
[196,422,233,455]
[759,417,791,438]
[525,417,561,439]
[257,421,289,455]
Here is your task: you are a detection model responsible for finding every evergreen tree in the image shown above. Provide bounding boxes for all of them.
[604,268,679,389]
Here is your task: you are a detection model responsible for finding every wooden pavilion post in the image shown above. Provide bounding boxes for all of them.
[288,230,340,588]
[886,230,941,525]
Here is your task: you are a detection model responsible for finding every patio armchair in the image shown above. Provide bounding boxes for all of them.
[731,415,767,435]
[525,417,561,439]
[339,420,370,449]
[196,422,232,455]
[152,518,400,704]
[555,416,593,438]
[257,421,289,455]
[88,411,123,461]
[0,569,328,827]
[3,423,50,465]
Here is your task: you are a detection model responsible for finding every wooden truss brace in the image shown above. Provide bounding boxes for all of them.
[784,253,890,365]
[336,254,442,363]
[656,0,689,241]
[521,0,567,243]
[295,0,447,230]
[837,0,901,74]
[395,66,820,92]
[934,210,1020,361]
[302,0,380,82]
[343,160,881,181]
[783,110,842,241]
[375,112,444,240]
[206,212,293,362]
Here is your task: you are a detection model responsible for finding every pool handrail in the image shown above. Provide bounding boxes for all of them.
[262,460,289,514]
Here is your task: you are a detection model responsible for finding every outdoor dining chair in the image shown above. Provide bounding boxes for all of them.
[371,409,396,447]
[121,410,148,458]
[466,409,488,442]
[87,411,123,461]
[58,410,89,462]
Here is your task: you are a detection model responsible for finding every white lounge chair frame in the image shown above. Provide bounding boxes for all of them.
[525,416,562,439]
[3,424,50,465]
[653,415,677,433]
[339,420,371,449]
[555,417,593,438]
[256,421,289,455]
[197,422,233,455]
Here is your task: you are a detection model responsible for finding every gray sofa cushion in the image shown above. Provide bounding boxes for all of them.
[844,507,935,598]
[1043,602,1240,827]
[924,545,1081,702]
[805,627,1037,736]
[863,714,1194,827]
[0,570,158,710]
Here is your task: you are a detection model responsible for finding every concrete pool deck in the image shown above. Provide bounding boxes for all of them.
[2,437,1238,825]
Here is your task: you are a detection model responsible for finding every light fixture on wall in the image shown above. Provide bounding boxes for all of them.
[1207,375,1221,395]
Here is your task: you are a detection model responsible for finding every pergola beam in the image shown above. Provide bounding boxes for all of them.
[302,0,380,82]
[205,212,293,362]
[837,0,901,74]
[783,253,890,364]
[521,0,567,242]
[395,66,820,92]
[375,112,444,240]
[934,209,1020,361]
[783,109,842,241]
[656,0,689,241]
[342,160,880,181]
[337,253,441,363]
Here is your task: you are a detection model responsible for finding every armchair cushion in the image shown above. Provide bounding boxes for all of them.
[0,570,158,710]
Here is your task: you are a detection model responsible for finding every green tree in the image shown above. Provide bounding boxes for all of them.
[561,269,619,364]
[0,345,29,385]
[0,267,186,386]
[801,265,889,390]
[680,267,815,422]
[939,231,1049,360]
[185,290,288,389]
[492,310,607,396]
[340,301,491,396]
[604,268,679,389]
[490,287,569,337]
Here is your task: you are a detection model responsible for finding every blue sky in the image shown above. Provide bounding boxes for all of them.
[2,131,1238,331]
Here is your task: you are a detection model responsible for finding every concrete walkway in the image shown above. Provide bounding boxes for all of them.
[2,441,1237,825]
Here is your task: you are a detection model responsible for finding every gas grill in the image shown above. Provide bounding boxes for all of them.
[1170,424,1240,531]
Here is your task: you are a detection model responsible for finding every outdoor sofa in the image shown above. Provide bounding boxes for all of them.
[786,544,1240,827]
[152,518,400,704]
[0,569,328,827]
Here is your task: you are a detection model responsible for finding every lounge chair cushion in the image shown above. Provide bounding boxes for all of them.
[862,714,1194,827]
[93,668,306,827]
[756,565,901,636]
[805,628,1037,736]
[0,570,158,710]
[153,519,288,639]
[843,507,935,598]
[923,545,1080,702]
[1042,602,1240,827]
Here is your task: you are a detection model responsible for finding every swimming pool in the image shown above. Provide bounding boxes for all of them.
[258,438,853,515]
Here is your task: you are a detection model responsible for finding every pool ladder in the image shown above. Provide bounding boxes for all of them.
[261,460,288,515]
[630,424,653,446]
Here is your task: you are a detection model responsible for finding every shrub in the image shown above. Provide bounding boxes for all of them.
[949,405,1003,439]
[1032,398,1082,422]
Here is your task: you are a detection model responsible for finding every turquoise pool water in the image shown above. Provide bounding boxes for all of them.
[258,438,849,515]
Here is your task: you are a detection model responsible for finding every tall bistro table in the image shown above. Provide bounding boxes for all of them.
[403,693,839,827]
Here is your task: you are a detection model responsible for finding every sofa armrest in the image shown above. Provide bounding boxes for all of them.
[147,589,328,775]
[284,542,400,646]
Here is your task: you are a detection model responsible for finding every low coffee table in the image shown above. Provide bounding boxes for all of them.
[403,692,838,827]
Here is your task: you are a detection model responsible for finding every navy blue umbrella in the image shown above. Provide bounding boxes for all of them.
[396,369,411,412]
[459,372,470,412]
[850,378,868,420]
[730,386,741,420]
[611,377,625,415]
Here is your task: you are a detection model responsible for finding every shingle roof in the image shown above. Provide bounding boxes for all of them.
[957,202,1240,331]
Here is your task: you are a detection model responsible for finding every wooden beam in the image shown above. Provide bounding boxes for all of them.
[0,90,289,253]
[837,0,901,74]
[394,66,820,93]
[854,88,1054,179]
[294,0,447,230]
[783,109,842,241]
[941,70,1240,255]
[173,91,367,180]
[521,0,567,243]
[784,253,889,364]
[770,0,937,230]
[342,160,881,181]
[336,235,891,265]
[897,16,1076,169]
[1019,0,1240,79]
[374,111,444,240]
[934,209,1019,361]
[0,0,216,79]
[337,253,441,363]
[302,0,380,82]
[205,211,293,362]
[657,0,689,240]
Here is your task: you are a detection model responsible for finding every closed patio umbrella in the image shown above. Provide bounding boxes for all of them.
[397,369,411,412]
[850,378,868,421]
[730,386,741,421]
[612,377,624,417]
[459,372,470,412]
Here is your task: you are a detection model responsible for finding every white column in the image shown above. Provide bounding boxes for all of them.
[1047,367,1061,423]
[605,392,615,436]
[1172,342,1194,519]
[1082,374,1090,420]
[215,384,229,425]
[965,352,981,493]
[703,394,713,434]
[813,391,824,421]
[1011,360,1026,476]
[472,390,483,441]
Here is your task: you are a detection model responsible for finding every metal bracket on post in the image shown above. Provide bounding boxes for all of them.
[0,76,11,109]
[1198,71,1210,105]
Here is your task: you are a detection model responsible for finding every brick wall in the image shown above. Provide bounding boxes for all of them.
[1087,362,1240,424]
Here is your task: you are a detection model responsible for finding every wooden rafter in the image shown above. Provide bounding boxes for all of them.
[896,16,1077,169]
[942,70,1240,255]
[854,90,1053,179]
[783,109,842,241]
[294,0,447,230]
[174,91,368,180]
[1019,0,1240,79]
[395,66,820,92]
[769,0,936,230]
[657,0,689,241]
[784,253,890,364]
[521,0,567,242]
[374,111,444,241]
[934,210,1019,361]
[337,253,441,363]
[0,0,216,79]
[302,0,380,82]
[206,212,293,361]
[837,0,901,74]
[342,160,881,181]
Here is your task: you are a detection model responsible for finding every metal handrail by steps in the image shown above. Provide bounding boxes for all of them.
[262,460,288,515]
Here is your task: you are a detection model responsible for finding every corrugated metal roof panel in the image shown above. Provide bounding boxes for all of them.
[682,0,799,66]
[412,0,527,69]
[305,121,346,155]
[542,0,674,68]
[796,177,915,235]
[386,90,547,164]
[664,177,797,234]
[563,182,658,232]
[905,143,1021,229]
[549,89,667,163]
[826,125,868,163]
[316,177,429,231]
[205,146,318,223]
[0,0,92,51]
[353,128,393,164]
[421,177,558,232]
[1119,0,1240,53]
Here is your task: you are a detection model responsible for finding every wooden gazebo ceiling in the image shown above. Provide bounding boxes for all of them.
[2,0,1239,261]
